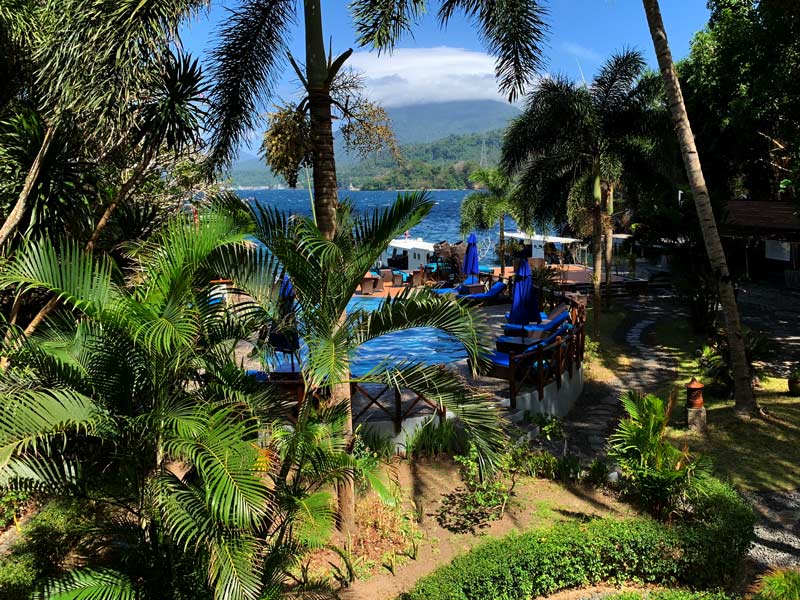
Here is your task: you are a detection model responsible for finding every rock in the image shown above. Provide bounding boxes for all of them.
[527,426,540,441]
[607,470,620,484]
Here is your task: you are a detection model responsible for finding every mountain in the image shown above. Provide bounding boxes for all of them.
[227,100,519,188]
[384,100,520,144]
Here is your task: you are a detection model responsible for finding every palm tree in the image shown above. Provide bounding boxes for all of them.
[4,50,209,343]
[641,0,758,416]
[224,192,504,534]
[206,0,549,241]
[501,49,652,335]
[0,0,207,251]
[0,203,359,598]
[460,168,515,276]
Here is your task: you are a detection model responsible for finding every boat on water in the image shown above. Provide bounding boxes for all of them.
[375,238,436,271]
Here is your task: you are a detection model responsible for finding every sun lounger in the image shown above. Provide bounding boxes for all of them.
[431,275,480,295]
[503,309,570,337]
[487,323,571,379]
[458,281,507,303]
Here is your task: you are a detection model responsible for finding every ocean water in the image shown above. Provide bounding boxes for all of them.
[238,188,518,265]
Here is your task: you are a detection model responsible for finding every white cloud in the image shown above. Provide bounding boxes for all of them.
[561,42,602,63]
[346,47,510,107]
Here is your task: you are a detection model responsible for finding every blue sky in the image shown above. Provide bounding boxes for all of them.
[182,0,709,107]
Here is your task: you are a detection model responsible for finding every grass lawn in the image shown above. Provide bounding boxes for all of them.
[668,377,800,492]
[637,311,800,492]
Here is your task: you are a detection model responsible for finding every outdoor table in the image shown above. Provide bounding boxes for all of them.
[495,336,530,353]
[463,283,486,295]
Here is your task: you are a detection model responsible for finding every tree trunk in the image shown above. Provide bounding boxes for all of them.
[0,126,56,252]
[604,184,615,304]
[591,165,603,338]
[642,0,758,416]
[20,146,156,339]
[499,215,506,277]
[305,0,338,241]
[304,0,355,533]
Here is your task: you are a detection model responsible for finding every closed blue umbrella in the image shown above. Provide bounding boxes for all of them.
[463,233,480,277]
[278,273,294,301]
[508,260,541,325]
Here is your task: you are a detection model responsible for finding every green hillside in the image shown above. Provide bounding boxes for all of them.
[227,100,517,189]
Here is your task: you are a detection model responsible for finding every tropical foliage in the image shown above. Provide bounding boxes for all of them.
[501,48,658,332]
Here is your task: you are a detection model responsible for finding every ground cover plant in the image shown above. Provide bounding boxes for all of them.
[402,478,754,600]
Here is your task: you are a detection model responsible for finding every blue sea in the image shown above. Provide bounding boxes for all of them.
[237,188,518,266]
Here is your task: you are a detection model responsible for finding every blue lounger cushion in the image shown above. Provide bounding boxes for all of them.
[246,369,268,382]
[433,276,481,295]
[490,324,572,368]
[505,310,548,323]
[459,281,506,300]
[503,310,570,336]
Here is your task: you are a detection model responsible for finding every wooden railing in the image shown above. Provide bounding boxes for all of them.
[506,301,587,408]
[351,383,444,434]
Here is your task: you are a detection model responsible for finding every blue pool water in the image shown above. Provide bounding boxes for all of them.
[271,295,467,376]
[347,296,466,376]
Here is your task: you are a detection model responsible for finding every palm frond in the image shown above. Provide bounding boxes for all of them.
[35,568,136,600]
[0,239,120,317]
[359,362,505,474]
[206,0,296,170]
[350,0,427,51]
[437,0,548,101]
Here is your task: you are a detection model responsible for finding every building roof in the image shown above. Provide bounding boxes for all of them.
[723,201,800,241]
[506,231,582,245]
[387,238,436,252]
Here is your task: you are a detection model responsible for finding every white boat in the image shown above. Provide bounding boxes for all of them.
[376,238,436,271]
[506,232,583,260]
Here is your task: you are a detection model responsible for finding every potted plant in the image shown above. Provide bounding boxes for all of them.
[789,368,800,397]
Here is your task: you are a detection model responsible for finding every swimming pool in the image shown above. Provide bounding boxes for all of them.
[270,296,467,377]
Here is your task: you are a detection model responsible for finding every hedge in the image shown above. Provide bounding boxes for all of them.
[401,479,754,600]
[607,591,733,600]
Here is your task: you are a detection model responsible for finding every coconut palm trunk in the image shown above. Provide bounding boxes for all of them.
[304,0,338,240]
[642,0,758,415]
[303,0,354,532]
[604,184,615,299]
[591,163,603,337]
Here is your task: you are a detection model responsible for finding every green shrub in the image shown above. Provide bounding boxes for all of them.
[401,478,754,600]
[404,417,466,459]
[753,568,800,600]
[697,328,774,394]
[585,458,610,487]
[609,390,711,520]
[0,490,31,530]
[607,591,733,600]
[0,499,93,600]
[0,553,37,600]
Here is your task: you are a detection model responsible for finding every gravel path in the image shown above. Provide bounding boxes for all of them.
[743,490,800,570]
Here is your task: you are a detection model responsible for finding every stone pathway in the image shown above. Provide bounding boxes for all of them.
[553,297,682,459]
[742,490,800,570]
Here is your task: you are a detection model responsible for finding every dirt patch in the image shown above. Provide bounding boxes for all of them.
[336,458,637,600]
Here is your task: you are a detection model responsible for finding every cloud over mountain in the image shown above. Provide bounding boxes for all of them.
[347,47,512,107]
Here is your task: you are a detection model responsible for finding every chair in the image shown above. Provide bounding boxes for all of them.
[374,277,384,293]
[431,275,480,295]
[360,277,376,295]
[502,306,570,338]
[380,269,394,283]
[458,281,507,304]
[487,323,571,380]
[411,270,423,287]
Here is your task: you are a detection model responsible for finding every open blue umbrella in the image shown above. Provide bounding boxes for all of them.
[508,260,541,325]
[463,233,480,277]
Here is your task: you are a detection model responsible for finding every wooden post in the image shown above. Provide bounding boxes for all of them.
[554,339,562,388]
[509,351,517,409]
[394,387,402,435]
[537,346,545,399]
